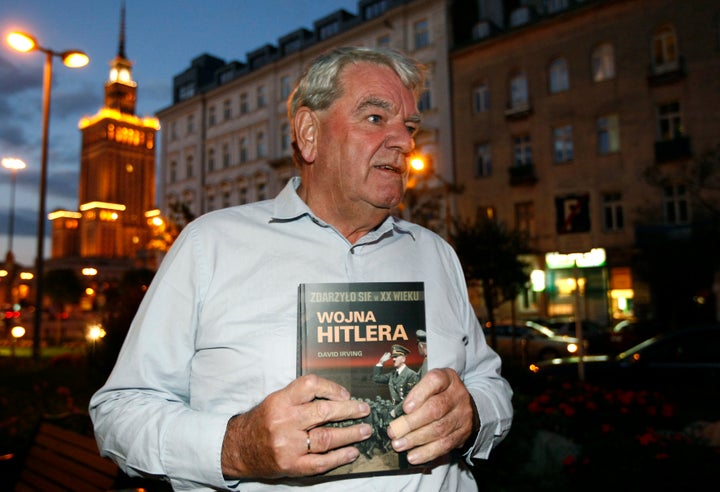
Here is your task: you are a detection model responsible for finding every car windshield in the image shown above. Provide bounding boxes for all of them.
[616,335,660,360]
[526,321,556,338]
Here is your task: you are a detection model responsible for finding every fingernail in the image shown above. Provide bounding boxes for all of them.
[360,423,372,438]
[359,402,370,414]
[392,438,408,451]
[404,399,416,413]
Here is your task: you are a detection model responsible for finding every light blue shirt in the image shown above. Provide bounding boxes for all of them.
[90,177,513,491]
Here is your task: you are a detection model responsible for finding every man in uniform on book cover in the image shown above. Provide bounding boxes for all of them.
[373,344,419,417]
[416,330,428,378]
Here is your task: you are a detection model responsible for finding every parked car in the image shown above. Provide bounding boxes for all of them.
[484,320,584,362]
[532,316,607,354]
[528,325,720,422]
[600,319,664,354]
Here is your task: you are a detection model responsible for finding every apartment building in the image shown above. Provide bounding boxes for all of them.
[156,0,454,235]
[451,0,720,325]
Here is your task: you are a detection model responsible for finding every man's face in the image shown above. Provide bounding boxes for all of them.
[393,354,406,368]
[309,62,421,216]
[418,341,427,356]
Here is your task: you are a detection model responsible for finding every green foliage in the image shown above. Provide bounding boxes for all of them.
[450,214,531,328]
[43,268,84,308]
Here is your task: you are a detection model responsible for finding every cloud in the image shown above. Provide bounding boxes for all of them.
[0,55,42,94]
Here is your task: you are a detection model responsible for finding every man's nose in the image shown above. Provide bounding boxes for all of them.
[384,123,415,155]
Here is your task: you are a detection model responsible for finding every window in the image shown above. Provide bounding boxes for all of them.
[223,99,232,121]
[418,79,432,112]
[473,21,491,40]
[185,154,194,179]
[475,143,492,177]
[170,121,178,141]
[545,0,568,13]
[207,148,215,172]
[281,123,291,154]
[513,135,532,166]
[664,184,689,224]
[207,194,215,213]
[548,58,569,93]
[170,160,177,183]
[187,114,195,134]
[553,125,574,163]
[509,7,530,27]
[319,20,340,40]
[256,131,266,158]
[256,181,268,201]
[602,192,624,231]
[239,137,248,163]
[592,43,615,82]
[509,72,529,109]
[222,143,230,168]
[222,190,231,208]
[208,106,216,126]
[597,114,620,154]
[515,201,535,238]
[238,183,248,204]
[364,0,388,19]
[239,93,249,114]
[652,25,679,74]
[414,19,429,50]
[473,82,490,113]
[377,35,390,47]
[658,101,683,140]
[257,85,266,108]
[280,76,292,101]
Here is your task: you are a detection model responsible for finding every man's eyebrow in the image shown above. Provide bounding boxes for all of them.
[356,96,423,124]
[356,96,393,113]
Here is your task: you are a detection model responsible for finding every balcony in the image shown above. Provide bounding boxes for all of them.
[509,163,538,186]
[654,136,692,163]
[647,57,687,87]
[504,102,533,121]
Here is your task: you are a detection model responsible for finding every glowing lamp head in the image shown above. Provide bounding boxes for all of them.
[7,32,36,52]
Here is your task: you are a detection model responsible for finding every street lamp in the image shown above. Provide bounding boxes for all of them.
[2,157,27,260]
[6,31,89,361]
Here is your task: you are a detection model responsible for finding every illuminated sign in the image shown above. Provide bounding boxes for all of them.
[545,248,606,269]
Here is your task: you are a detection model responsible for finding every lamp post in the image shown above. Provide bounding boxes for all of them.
[6,31,88,361]
[406,154,462,239]
[2,157,27,260]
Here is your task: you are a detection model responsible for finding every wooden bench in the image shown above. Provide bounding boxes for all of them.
[13,420,120,491]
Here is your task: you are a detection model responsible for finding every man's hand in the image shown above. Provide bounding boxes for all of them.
[386,368,478,465]
[378,352,392,365]
[221,374,372,479]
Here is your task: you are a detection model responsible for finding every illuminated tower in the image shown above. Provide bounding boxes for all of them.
[69,2,159,261]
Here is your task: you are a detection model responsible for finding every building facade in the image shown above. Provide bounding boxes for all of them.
[451,0,720,325]
[50,6,160,268]
[156,0,455,235]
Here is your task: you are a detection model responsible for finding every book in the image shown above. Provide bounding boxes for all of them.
[297,281,427,477]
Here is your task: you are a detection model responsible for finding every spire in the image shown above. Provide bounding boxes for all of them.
[118,0,127,59]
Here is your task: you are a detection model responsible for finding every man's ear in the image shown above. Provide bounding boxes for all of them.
[294,107,318,163]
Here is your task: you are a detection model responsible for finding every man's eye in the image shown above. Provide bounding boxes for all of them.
[406,125,418,136]
[368,115,382,124]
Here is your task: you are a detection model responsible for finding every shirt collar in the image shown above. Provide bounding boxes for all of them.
[270,176,416,242]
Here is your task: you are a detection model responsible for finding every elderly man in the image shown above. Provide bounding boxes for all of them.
[90,46,513,491]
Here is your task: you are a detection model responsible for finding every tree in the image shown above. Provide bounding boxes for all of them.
[450,213,531,348]
[43,268,85,343]
[638,144,720,324]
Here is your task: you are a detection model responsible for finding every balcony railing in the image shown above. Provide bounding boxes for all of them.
[647,56,687,87]
[654,136,692,163]
[509,163,538,186]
